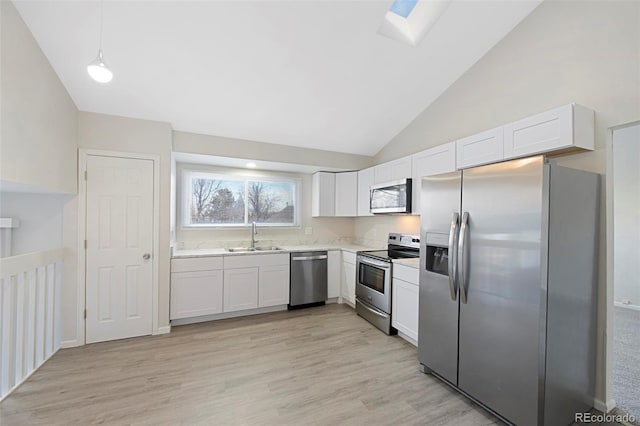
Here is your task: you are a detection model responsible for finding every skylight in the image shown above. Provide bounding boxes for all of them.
[389,0,419,19]
[378,0,451,47]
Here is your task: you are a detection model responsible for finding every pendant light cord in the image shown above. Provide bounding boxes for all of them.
[99,0,104,50]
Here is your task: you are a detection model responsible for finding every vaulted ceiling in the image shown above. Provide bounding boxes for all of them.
[14,0,541,156]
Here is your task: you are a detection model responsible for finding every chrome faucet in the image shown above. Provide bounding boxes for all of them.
[251,221,258,249]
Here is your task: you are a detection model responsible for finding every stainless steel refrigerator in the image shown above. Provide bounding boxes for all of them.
[418,156,599,426]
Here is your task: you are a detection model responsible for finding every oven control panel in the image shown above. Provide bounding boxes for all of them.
[388,233,420,248]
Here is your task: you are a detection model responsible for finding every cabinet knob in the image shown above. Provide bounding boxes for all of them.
[143,253,151,260]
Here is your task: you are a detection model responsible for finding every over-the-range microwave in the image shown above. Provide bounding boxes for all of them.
[369,178,412,214]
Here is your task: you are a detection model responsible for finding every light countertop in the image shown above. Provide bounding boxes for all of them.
[171,243,381,258]
[393,257,420,269]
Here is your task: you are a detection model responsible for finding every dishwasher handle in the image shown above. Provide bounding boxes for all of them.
[291,255,328,261]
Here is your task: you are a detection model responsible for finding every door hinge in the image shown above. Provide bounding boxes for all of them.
[84,170,87,181]
[84,239,87,249]
[84,309,87,319]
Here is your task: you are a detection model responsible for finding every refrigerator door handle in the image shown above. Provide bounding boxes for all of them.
[448,212,460,301]
[458,212,469,304]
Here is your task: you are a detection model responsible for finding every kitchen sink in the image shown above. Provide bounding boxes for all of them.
[226,246,282,252]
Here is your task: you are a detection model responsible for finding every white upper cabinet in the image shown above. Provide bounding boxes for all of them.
[334,172,358,217]
[357,167,374,217]
[456,127,504,169]
[411,142,456,215]
[374,155,412,184]
[503,104,594,159]
[311,172,335,217]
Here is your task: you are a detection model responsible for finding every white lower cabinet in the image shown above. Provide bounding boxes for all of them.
[341,251,357,305]
[327,250,342,299]
[392,263,419,343]
[258,264,290,307]
[170,270,223,320]
[223,267,259,312]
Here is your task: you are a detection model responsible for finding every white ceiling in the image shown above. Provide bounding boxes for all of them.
[14,0,541,156]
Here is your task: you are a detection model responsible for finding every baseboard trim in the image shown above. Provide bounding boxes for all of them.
[341,299,355,309]
[61,339,81,348]
[171,305,288,326]
[614,301,640,312]
[154,325,171,335]
[594,398,616,413]
[397,330,418,347]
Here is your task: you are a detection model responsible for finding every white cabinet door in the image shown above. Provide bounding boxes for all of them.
[357,167,374,217]
[312,172,335,217]
[503,104,594,159]
[374,162,393,184]
[411,142,456,214]
[391,155,412,180]
[391,278,419,342]
[258,264,290,307]
[456,127,504,169]
[327,250,342,298]
[223,267,259,312]
[341,258,356,305]
[374,156,412,184]
[170,270,223,320]
[334,172,358,217]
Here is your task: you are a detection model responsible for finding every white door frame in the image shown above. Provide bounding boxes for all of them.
[77,149,161,345]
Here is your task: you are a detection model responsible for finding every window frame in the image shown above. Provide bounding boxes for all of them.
[180,168,301,229]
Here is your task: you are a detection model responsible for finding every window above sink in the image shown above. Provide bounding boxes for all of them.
[181,169,300,228]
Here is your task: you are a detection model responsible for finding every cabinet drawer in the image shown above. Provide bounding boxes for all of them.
[171,256,223,273]
[223,253,289,269]
[393,263,419,285]
[342,251,356,264]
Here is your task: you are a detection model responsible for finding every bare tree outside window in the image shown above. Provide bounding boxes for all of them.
[186,172,297,226]
[191,178,220,222]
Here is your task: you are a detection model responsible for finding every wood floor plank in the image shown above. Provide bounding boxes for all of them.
[0,304,499,426]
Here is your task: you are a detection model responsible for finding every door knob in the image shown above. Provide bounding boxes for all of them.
[143,253,151,260]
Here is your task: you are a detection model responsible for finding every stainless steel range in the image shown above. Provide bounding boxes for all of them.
[356,233,419,335]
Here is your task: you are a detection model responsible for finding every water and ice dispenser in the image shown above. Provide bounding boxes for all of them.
[425,233,450,276]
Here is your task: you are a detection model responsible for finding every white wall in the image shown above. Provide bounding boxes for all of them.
[73,111,174,339]
[0,193,71,255]
[0,1,78,194]
[613,123,640,308]
[364,0,640,406]
[175,163,355,249]
[173,131,372,171]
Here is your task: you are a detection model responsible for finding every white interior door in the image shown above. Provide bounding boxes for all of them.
[85,155,154,344]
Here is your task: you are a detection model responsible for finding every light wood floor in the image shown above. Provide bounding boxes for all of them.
[0,304,500,426]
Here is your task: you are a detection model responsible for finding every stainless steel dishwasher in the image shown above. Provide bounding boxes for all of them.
[289,251,328,309]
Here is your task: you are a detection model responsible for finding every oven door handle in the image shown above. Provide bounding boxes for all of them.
[357,256,391,269]
[357,300,388,318]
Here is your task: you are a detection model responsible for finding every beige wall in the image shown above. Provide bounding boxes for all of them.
[76,112,173,335]
[375,1,639,164]
[361,0,640,407]
[0,1,78,194]
[173,130,372,171]
[175,163,355,249]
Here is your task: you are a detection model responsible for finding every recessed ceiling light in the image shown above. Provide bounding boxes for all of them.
[246,162,257,168]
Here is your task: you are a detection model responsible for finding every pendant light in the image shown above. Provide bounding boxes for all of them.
[87,1,113,83]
